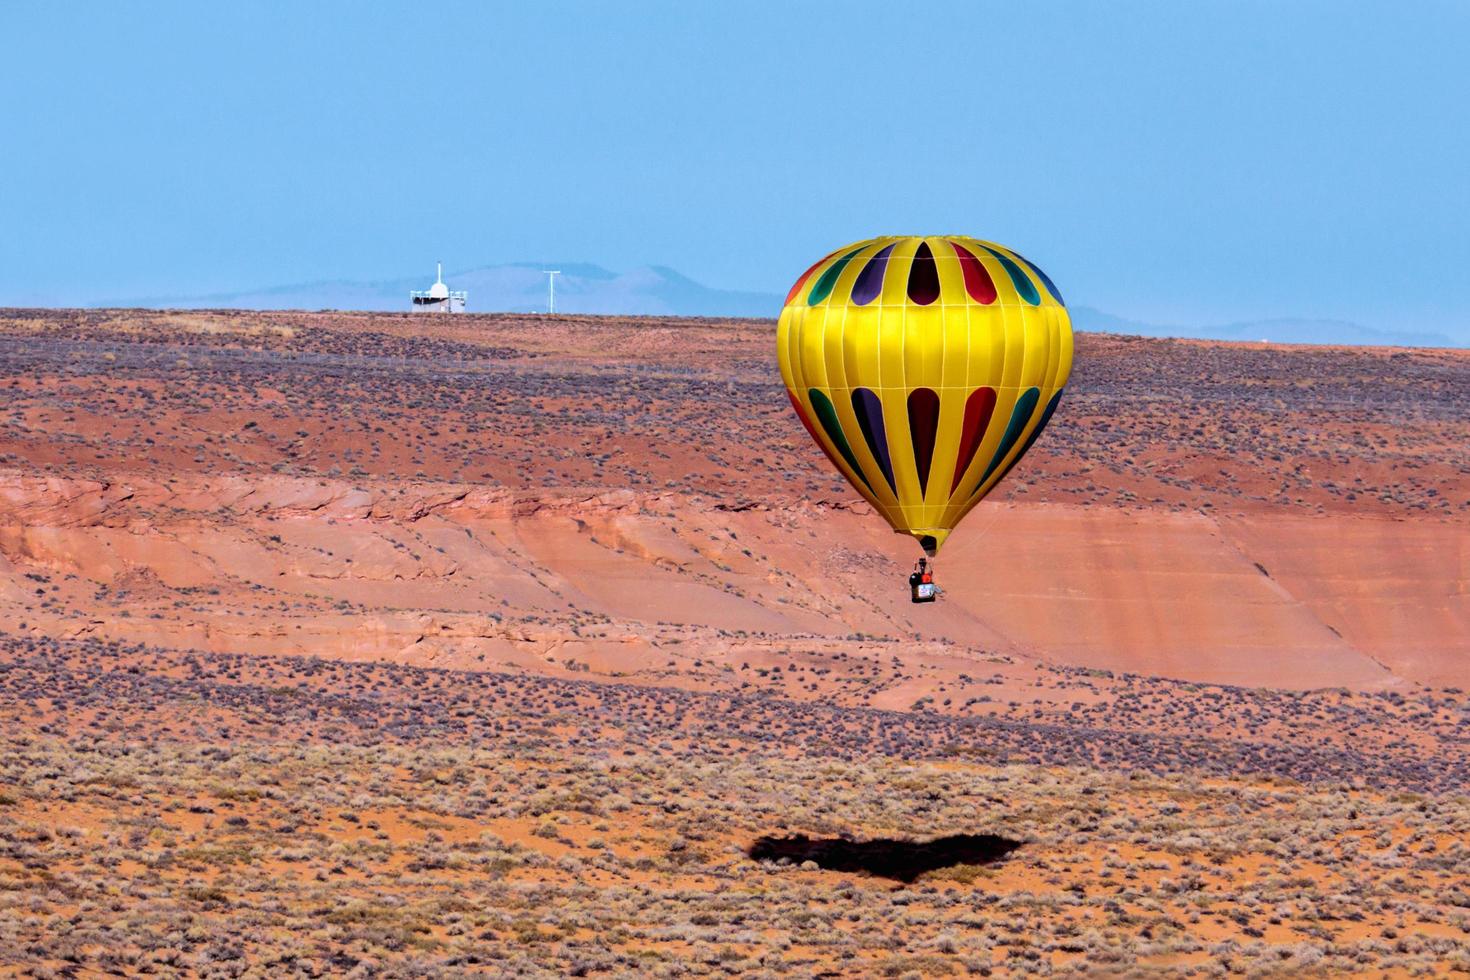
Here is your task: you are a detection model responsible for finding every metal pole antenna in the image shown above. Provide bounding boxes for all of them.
[544,270,561,314]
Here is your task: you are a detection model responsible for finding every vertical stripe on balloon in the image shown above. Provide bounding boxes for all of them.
[850,388,897,494]
[976,387,1041,491]
[951,241,998,304]
[850,243,895,306]
[788,390,841,471]
[784,253,830,305]
[907,241,942,305]
[989,390,1063,488]
[978,244,1041,305]
[807,389,874,495]
[907,388,941,496]
[1005,249,1065,306]
[806,246,867,305]
[950,387,998,494]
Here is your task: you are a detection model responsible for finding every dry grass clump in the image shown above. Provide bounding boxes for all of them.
[0,636,1465,973]
[5,635,1465,796]
[0,308,1467,974]
[1,306,1465,513]
[2,734,1468,976]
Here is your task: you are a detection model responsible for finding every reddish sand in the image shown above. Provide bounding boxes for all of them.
[4,308,1469,977]
[0,308,1465,698]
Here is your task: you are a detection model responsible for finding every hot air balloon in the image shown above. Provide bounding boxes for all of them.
[777,236,1072,600]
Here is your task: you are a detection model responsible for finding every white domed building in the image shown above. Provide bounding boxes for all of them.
[410,263,466,313]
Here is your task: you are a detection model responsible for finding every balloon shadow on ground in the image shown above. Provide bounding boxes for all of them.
[747,833,1023,883]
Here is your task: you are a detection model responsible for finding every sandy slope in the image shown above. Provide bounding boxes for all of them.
[1,308,1468,976]
[0,308,1465,697]
[0,466,1458,693]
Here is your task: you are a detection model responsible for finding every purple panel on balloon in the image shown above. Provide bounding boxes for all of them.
[850,243,895,306]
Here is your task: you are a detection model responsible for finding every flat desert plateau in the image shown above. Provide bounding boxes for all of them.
[1,308,1467,976]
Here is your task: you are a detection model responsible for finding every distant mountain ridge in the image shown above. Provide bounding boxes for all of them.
[119,263,781,319]
[110,262,1460,348]
[1068,307,1456,348]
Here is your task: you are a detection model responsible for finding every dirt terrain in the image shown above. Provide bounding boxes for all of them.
[0,308,1465,696]
[2,636,1469,976]
[0,308,1467,975]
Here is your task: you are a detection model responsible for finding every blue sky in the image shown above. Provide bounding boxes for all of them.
[2,1,1467,337]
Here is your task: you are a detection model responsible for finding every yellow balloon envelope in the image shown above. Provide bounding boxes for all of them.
[777,235,1073,555]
